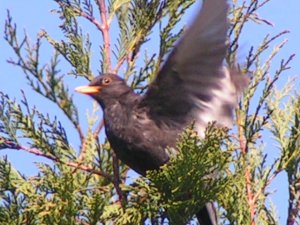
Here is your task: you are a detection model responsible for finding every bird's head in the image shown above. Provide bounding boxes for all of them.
[75,73,133,108]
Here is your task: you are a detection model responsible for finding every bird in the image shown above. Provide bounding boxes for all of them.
[75,0,247,224]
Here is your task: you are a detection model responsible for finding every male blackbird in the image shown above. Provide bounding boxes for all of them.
[76,0,247,224]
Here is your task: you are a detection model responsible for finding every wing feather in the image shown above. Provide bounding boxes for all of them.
[140,0,247,134]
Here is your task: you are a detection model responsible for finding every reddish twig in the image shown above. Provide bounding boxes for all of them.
[2,140,113,182]
[245,169,256,225]
[79,10,103,31]
[97,0,112,72]
[252,170,280,204]
[113,55,128,75]
[237,111,256,225]
[93,119,105,138]
[76,124,85,143]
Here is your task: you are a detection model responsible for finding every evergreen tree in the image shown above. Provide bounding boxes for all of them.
[0,0,298,224]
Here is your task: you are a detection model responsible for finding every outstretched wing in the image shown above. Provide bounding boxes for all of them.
[139,0,247,134]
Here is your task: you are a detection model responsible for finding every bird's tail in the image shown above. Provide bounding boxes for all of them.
[196,202,218,225]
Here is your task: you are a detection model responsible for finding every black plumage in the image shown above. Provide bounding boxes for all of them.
[75,0,247,224]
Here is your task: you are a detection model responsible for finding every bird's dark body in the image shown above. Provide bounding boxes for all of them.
[76,0,248,224]
[103,93,180,175]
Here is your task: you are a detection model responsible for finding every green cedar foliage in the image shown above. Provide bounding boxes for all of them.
[0,0,298,224]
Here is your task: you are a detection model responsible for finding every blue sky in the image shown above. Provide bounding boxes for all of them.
[1,0,300,224]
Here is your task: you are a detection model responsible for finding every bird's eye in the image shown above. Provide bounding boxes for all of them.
[102,77,112,85]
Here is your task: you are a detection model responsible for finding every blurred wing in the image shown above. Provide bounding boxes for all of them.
[139,0,247,134]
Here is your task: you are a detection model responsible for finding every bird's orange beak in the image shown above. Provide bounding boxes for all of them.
[75,86,101,94]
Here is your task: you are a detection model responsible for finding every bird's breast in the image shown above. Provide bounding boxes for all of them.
[103,107,173,175]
